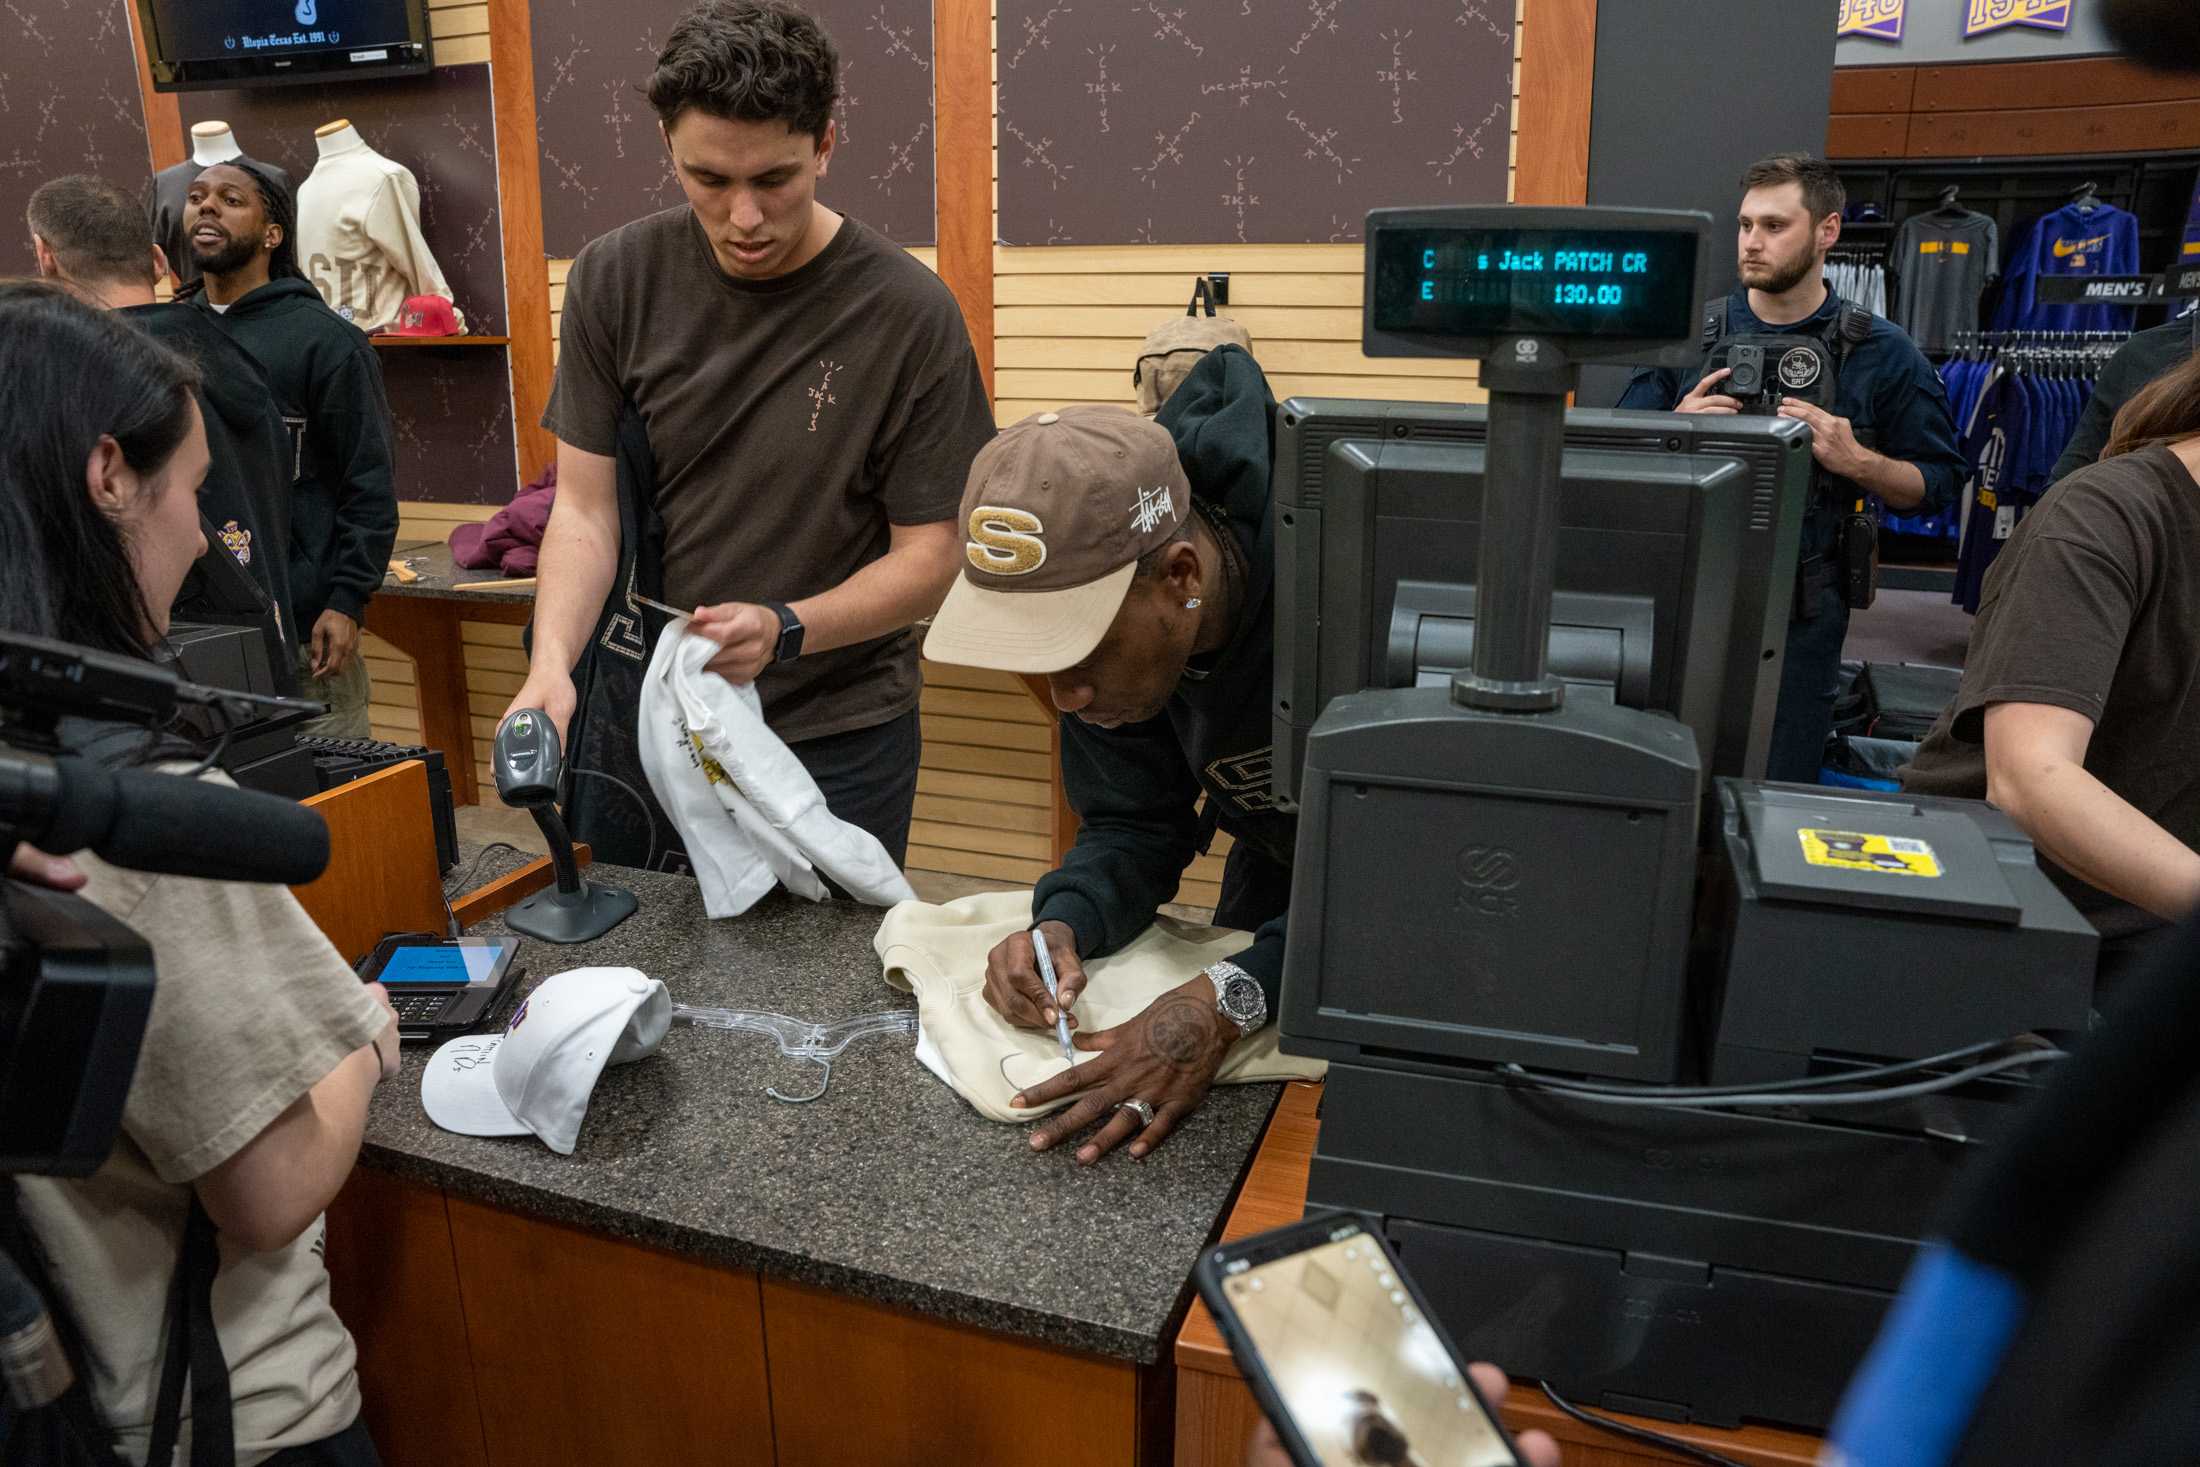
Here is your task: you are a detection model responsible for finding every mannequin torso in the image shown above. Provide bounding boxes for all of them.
[190,121,242,168]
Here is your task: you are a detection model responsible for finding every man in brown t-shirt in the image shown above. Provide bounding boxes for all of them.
[1902,418,2200,976]
[509,0,993,861]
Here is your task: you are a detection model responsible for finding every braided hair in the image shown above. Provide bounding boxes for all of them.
[175,157,305,298]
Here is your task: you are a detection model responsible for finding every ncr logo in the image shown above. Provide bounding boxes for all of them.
[1455,845,1520,917]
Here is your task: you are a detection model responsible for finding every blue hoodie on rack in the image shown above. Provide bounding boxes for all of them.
[1992,202,2140,334]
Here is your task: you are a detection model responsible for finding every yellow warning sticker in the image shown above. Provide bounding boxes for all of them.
[1799,828,1942,878]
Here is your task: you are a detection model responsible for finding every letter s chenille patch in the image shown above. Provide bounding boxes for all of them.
[966,506,1048,576]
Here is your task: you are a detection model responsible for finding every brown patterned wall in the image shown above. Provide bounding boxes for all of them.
[996,0,1515,245]
[529,0,937,257]
[379,350,523,505]
[0,0,152,274]
[177,64,518,505]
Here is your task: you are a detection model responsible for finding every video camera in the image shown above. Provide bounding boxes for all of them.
[0,631,334,1452]
[0,629,333,1179]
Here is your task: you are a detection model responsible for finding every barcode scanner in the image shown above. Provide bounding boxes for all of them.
[492,709,636,943]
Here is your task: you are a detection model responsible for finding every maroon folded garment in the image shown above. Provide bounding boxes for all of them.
[450,464,557,576]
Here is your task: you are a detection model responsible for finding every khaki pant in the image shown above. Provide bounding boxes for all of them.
[293,645,372,739]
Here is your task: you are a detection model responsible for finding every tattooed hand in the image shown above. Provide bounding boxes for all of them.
[1009,974,1237,1165]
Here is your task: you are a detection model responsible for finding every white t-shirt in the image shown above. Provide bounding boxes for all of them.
[874,890,1324,1122]
[16,814,388,1465]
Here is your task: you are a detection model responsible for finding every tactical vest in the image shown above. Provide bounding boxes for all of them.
[1701,296,1877,515]
[1699,296,1874,414]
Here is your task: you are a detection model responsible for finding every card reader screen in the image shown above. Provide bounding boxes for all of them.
[1222,1228,1515,1465]
[375,945,503,986]
[1371,226,1700,342]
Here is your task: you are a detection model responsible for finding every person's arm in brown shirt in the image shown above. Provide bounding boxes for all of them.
[503,440,621,745]
[689,518,959,682]
[1984,702,2200,925]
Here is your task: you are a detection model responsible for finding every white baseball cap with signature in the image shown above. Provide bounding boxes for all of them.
[421,966,671,1155]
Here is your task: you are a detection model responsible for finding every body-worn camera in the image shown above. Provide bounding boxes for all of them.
[1718,337,1838,416]
[1725,343,1773,412]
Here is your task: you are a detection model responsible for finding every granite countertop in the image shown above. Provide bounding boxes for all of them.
[369,861,1285,1364]
[381,540,536,604]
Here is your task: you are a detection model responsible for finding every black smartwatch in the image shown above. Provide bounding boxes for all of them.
[763,600,805,664]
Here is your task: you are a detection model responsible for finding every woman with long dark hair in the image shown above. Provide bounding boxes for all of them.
[1904,345,2200,983]
[0,280,205,657]
[0,284,398,1467]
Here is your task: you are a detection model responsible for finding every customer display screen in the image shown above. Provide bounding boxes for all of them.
[371,944,505,986]
[148,0,417,65]
[1220,1224,1517,1466]
[1371,225,1701,343]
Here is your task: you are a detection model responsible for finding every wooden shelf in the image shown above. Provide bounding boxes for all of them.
[370,334,511,347]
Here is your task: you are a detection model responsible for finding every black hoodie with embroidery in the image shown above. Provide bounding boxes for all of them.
[196,277,397,638]
[123,302,299,678]
[1031,346,1294,1010]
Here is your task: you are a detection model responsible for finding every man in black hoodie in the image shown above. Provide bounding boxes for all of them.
[187,160,397,735]
[27,173,298,685]
[923,346,1285,1165]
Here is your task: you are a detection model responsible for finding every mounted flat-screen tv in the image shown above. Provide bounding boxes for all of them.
[137,0,431,91]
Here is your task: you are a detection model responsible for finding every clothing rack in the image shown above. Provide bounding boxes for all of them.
[1942,329,2132,369]
[1910,329,2134,609]
[1834,151,2200,332]
[1827,245,1890,315]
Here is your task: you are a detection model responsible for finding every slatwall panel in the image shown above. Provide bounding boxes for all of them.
[458,619,529,796]
[427,0,491,67]
[366,502,502,758]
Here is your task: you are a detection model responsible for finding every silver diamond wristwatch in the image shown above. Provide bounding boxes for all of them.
[1204,960,1268,1039]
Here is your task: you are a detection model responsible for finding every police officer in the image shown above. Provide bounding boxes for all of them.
[1619,152,1965,782]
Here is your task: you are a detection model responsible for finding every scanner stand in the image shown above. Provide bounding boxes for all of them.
[504,802,638,944]
[492,708,637,944]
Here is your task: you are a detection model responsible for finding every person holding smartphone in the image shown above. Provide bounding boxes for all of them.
[1195,1213,1560,1467]
[1243,1375,1558,1467]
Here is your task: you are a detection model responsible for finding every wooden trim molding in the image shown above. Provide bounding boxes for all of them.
[488,0,558,478]
[1514,0,1596,206]
[126,3,185,174]
[933,0,995,396]
[450,847,595,928]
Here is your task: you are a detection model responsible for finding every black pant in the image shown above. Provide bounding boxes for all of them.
[1767,570,1851,784]
[1215,837,1294,933]
[260,1420,381,1467]
[789,708,921,867]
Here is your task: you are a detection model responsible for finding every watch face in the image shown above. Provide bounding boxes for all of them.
[1222,975,1263,1020]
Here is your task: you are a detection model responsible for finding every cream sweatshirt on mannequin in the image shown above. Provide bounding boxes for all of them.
[295,119,462,334]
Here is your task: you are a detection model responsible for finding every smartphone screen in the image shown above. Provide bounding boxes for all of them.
[1219,1222,1516,1467]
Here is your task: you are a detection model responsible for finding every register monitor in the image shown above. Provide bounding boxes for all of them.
[1281,206,1727,1084]
[1271,405,1815,808]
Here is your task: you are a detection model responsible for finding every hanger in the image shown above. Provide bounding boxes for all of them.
[2070,180,2100,211]
[1934,184,1964,215]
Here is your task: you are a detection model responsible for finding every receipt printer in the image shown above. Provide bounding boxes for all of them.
[1701,780,2097,1085]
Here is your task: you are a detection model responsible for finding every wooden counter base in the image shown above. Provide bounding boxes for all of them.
[328,1167,1172,1466]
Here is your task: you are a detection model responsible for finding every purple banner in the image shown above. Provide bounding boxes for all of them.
[1838,0,1906,42]
[1965,0,2073,37]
